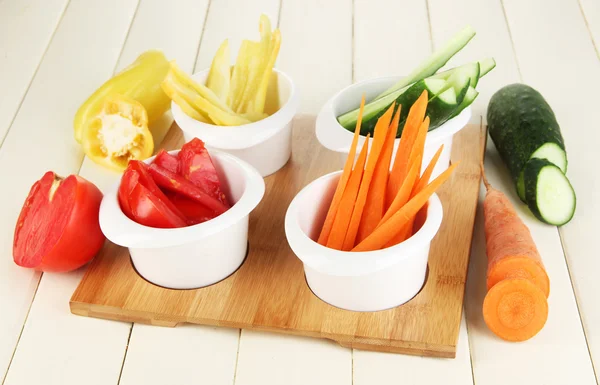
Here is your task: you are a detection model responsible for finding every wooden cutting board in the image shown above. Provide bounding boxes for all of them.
[70,117,486,358]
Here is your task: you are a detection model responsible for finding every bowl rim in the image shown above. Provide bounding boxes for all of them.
[99,149,265,249]
[172,68,299,150]
[315,75,472,153]
[284,170,443,277]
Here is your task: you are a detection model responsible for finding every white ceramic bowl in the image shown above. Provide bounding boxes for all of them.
[172,69,299,177]
[99,150,265,289]
[285,171,443,312]
[316,76,471,179]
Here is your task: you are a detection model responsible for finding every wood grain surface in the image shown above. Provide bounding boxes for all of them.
[70,118,485,358]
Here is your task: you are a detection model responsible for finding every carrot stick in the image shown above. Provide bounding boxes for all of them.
[412,144,444,196]
[352,162,458,252]
[318,95,366,245]
[481,164,550,297]
[386,91,428,208]
[407,116,430,174]
[342,104,394,251]
[378,160,420,227]
[326,134,370,250]
[483,278,548,342]
[356,105,401,243]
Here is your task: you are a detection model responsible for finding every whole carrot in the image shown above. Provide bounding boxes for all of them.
[481,163,550,342]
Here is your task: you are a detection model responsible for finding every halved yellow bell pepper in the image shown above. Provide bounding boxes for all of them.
[73,50,171,143]
[82,94,153,171]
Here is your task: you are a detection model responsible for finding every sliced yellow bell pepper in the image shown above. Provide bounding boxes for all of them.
[82,94,154,171]
[206,39,231,103]
[73,50,171,143]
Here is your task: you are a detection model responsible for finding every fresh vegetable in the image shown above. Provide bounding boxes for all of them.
[164,14,281,126]
[487,84,568,202]
[317,96,366,246]
[82,94,154,171]
[13,172,105,272]
[353,163,458,252]
[326,133,370,250]
[523,158,576,226]
[119,161,187,228]
[342,104,394,251]
[481,166,549,341]
[481,166,550,297]
[337,26,483,130]
[318,94,456,251]
[118,139,231,228]
[74,50,171,143]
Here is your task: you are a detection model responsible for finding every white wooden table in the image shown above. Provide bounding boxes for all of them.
[1,0,599,383]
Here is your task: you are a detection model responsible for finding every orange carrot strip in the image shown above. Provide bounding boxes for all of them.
[481,166,550,298]
[341,104,394,251]
[356,105,401,243]
[412,144,444,196]
[483,278,548,342]
[326,134,370,250]
[407,116,430,175]
[318,95,366,245]
[378,160,420,227]
[386,91,428,208]
[352,162,458,252]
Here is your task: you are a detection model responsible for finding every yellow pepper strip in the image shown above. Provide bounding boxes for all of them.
[228,40,251,112]
[82,94,153,171]
[161,79,212,123]
[168,61,233,113]
[73,50,171,143]
[206,39,231,103]
[163,71,251,126]
[249,28,281,115]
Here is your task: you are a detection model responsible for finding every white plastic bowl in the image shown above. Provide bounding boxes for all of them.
[285,171,443,312]
[99,150,265,289]
[316,76,471,179]
[172,68,299,177]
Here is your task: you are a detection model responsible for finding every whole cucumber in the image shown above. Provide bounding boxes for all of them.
[487,83,567,201]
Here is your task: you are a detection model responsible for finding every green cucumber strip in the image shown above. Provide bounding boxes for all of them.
[479,57,496,77]
[423,78,447,94]
[432,62,480,88]
[337,87,404,129]
[377,26,476,99]
[436,87,457,105]
[449,86,478,119]
[524,158,576,226]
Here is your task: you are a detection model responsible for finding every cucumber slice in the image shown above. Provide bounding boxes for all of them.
[432,62,480,88]
[378,26,476,99]
[448,86,478,120]
[524,158,576,226]
[516,142,568,201]
[479,57,496,77]
[338,87,404,129]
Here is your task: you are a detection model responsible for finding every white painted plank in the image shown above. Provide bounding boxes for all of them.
[503,0,600,380]
[579,0,600,56]
[428,0,521,123]
[0,0,138,383]
[277,0,352,114]
[0,0,69,146]
[234,331,351,385]
[119,325,240,385]
[194,0,281,72]
[353,315,473,385]
[353,0,430,83]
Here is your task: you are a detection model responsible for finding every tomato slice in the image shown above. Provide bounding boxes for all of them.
[118,167,139,219]
[166,192,218,225]
[13,172,105,272]
[148,163,229,215]
[178,138,230,206]
[154,149,180,173]
[128,183,187,228]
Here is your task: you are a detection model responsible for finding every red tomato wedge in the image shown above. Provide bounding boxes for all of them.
[147,163,229,215]
[165,192,218,225]
[13,172,105,272]
[178,138,230,206]
[118,161,186,228]
[154,149,180,173]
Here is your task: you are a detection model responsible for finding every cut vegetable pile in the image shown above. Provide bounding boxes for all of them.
[318,92,458,252]
[337,26,496,137]
[487,83,576,226]
[118,138,231,228]
[162,14,281,126]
